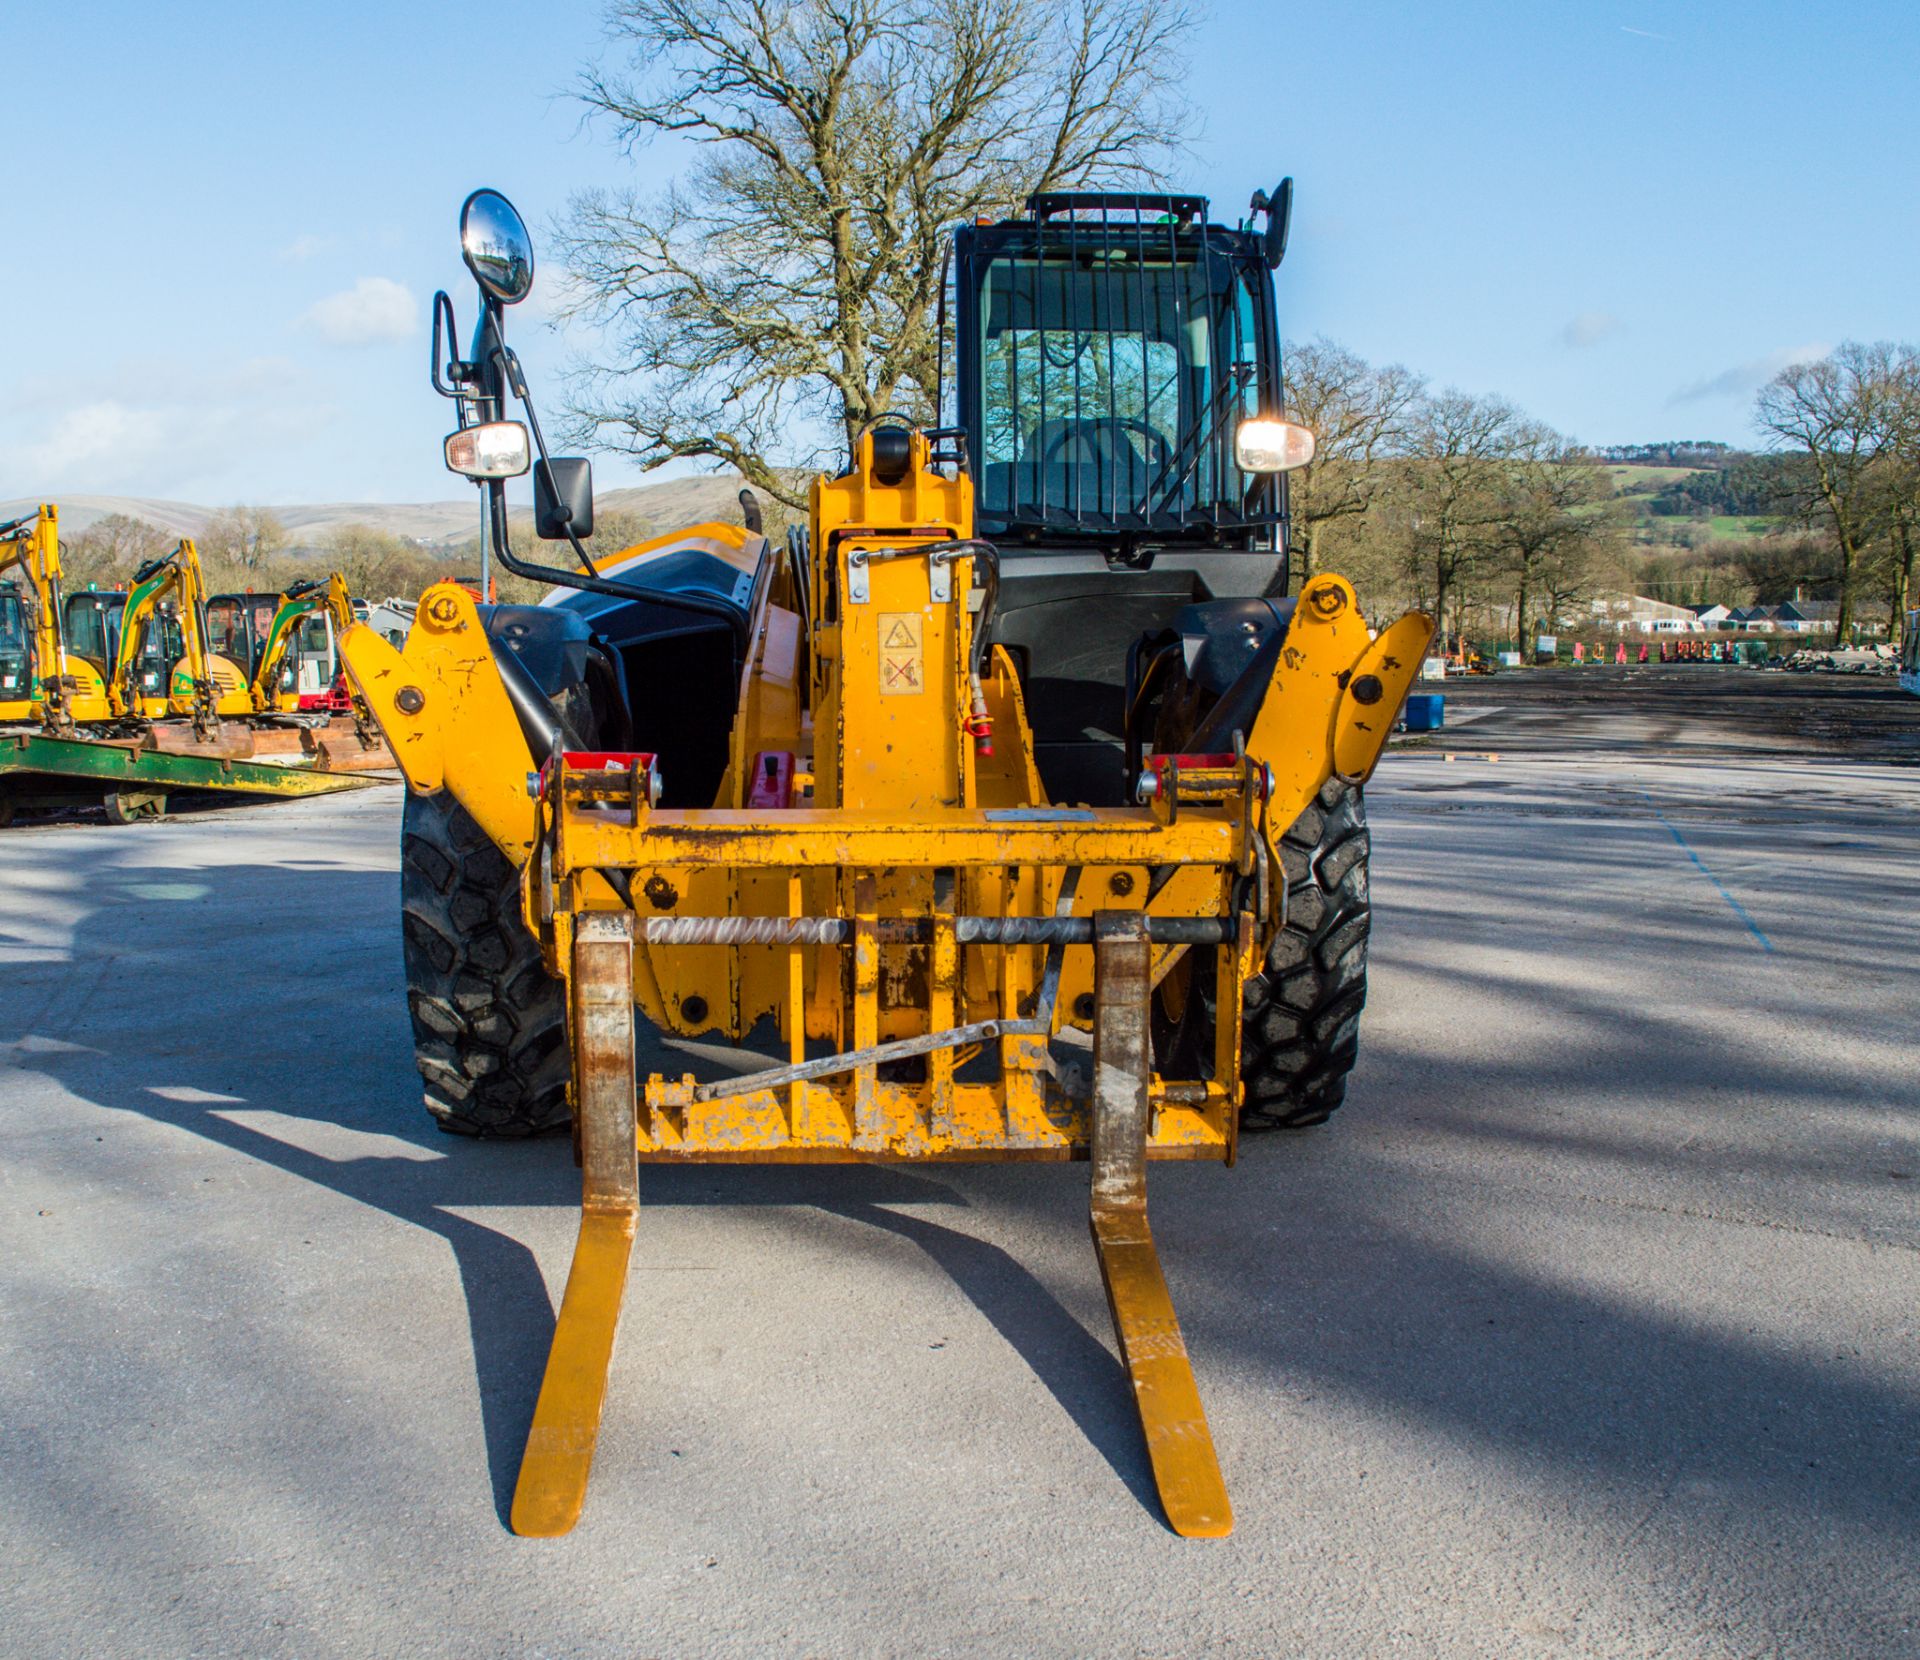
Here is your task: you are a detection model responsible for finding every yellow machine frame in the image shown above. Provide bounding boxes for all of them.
[107,539,251,724]
[0,505,113,728]
[244,572,358,715]
[341,429,1432,1540]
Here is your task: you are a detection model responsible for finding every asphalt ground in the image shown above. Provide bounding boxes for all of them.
[1430,662,1920,765]
[2,675,1917,1658]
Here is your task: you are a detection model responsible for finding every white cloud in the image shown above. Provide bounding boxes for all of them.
[276,234,332,263]
[1669,342,1831,405]
[302,277,418,346]
[1559,311,1622,349]
[23,401,155,476]
[9,357,334,498]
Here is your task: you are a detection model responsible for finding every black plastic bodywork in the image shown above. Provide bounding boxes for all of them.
[1124,597,1294,786]
[489,540,764,809]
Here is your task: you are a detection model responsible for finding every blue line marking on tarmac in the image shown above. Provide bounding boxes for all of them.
[1641,791,1775,953]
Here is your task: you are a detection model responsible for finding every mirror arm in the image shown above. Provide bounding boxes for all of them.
[448,215,744,645]
[492,345,603,581]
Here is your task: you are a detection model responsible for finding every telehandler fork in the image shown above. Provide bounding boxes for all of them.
[339,187,1433,1538]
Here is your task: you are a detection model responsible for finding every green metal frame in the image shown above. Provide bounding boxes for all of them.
[0,731,374,798]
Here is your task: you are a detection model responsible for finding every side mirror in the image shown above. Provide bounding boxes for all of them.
[460,188,535,305]
[1253,177,1293,269]
[535,458,594,540]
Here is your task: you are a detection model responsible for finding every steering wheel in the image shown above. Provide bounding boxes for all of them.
[1041,415,1174,472]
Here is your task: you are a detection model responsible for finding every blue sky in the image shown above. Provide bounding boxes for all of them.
[4,0,1916,505]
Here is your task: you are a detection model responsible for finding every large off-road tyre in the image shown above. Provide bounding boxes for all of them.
[1154,776,1371,1131]
[1238,778,1371,1130]
[400,788,571,1138]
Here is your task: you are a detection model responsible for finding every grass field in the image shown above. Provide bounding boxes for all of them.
[1603,464,1697,492]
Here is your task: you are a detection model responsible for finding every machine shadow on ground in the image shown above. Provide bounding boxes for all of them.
[2,853,1160,1527]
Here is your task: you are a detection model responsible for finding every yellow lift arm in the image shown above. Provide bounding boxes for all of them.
[111,539,250,725]
[0,504,113,728]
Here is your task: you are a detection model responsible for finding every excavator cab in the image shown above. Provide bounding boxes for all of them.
[61,590,120,666]
[0,583,31,708]
[205,593,281,679]
[69,588,185,716]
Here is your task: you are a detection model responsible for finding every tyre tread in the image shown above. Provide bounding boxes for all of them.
[1240,778,1372,1131]
[400,790,571,1138]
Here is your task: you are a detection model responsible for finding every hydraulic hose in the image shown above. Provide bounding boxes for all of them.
[489,635,582,766]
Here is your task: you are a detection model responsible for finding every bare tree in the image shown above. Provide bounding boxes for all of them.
[1754,342,1905,645]
[1868,351,1920,648]
[1488,424,1613,650]
[557,0,1194,505]
[1398,390,1522,644]
[321,524,419,598]
[1273,338,1423,592]
[199,506,288,578]
[59,512,173,584]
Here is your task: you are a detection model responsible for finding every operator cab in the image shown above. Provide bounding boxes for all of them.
[953,192,1286,552]
[205,593,282,677]
[64,589,179,701]
[944,189,1307,801]
[0,583,30,702]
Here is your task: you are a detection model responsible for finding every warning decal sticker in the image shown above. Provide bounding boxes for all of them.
[878,612,924,695]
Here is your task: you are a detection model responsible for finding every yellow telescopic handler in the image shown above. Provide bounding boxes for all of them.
[339,186,1433,1538]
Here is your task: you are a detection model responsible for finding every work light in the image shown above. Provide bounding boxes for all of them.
[1234,417,1316,473]
[444,421,532,480]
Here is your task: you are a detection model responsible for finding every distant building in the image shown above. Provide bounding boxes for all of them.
[1771,600,1834,634]
[1687,602,1734,627]
[1588,593,1708,634]
[1767,599,1880,638]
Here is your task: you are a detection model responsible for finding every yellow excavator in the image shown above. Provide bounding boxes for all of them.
[240,572,360,715]
[0,513,386,821]
[103,539,252,729]
[337,187,1435,1538]
[0,505,114,729]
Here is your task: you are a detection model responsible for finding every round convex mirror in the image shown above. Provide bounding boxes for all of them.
[460,189,535,305]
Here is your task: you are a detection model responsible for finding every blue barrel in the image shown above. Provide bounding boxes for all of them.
[1402,693,1445,732]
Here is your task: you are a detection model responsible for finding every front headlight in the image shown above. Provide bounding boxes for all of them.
[1235,417,1316,473]
[444,421,532,480]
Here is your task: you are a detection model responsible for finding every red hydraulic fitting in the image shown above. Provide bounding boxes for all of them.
[967,676,994,757]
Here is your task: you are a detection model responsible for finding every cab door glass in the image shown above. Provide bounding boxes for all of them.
[0,591,30,694]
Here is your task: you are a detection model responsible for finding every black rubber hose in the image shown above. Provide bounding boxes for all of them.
[489,637,582,766]
[1123,635,1183,779]
[1186,627,1289,754]
[922,538,999,678]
